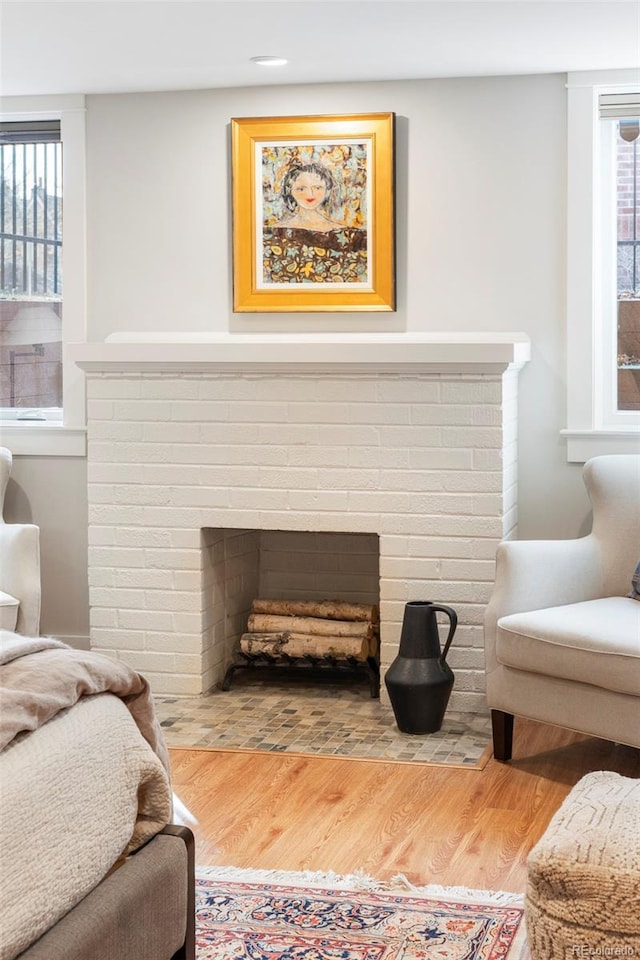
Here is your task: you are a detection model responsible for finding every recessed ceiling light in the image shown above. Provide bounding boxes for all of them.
[250,56,288,67]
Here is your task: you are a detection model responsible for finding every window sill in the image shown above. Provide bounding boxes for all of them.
[561,429,640,462]
[0,422,86,457]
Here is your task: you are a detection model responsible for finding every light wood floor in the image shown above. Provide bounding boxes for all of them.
[169,718,639,894]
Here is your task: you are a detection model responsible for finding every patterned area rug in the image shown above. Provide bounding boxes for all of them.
[195,866,528,960]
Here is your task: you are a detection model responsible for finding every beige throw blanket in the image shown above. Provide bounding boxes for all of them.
[0,630,170,775]
[0,630,173,960]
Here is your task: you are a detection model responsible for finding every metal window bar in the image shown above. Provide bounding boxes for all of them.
[0,138,62,298]
[0,165,4,291]
[22,145,28,292]
[616,122,640,415]
[618,118,640,298]
[618,137,639,297]
[53,144,59,294]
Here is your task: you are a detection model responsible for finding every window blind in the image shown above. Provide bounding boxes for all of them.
[599,92,640,119]
[0,120,61,144]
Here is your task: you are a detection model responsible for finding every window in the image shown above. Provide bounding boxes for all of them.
[1,120,63,416]
[564,71,640,462]
[0,96,86,456]
[613,112,640,414]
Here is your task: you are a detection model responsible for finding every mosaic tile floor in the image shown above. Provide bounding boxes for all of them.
[155,673,492,767]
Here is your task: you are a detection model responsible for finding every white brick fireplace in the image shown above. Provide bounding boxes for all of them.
[72,333,529,712]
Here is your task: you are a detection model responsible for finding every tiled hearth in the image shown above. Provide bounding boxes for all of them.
[154,680,492,766]
[72,333,529,712]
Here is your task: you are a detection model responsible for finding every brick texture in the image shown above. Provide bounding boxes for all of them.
[85,371,518,709]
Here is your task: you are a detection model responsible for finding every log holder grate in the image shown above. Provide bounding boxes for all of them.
[221,652,380,698]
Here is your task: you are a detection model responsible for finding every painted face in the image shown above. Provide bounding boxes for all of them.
[290,171,327,209]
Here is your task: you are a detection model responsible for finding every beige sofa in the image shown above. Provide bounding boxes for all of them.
[484,454,640,761]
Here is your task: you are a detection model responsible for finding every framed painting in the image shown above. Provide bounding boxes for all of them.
[231,112,395,312]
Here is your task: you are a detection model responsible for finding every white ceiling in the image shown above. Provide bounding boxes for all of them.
[1,0,638,99]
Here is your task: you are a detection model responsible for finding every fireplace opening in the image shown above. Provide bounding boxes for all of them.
[202,528,380,695]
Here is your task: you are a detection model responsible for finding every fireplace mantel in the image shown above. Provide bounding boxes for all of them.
[70,332,530,375]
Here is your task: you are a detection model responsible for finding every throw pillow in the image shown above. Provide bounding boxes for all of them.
[628,560,640,601]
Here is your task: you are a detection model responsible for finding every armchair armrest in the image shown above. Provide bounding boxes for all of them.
[484,535,603,680]
[485,534,603,631]
[0,524,41,635]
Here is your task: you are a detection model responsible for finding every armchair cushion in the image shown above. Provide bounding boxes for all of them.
[496,597,640,697]
[0,592,19,631]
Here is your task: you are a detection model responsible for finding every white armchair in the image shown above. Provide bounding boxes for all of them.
[0,447,41,635]
[484,454,640,761]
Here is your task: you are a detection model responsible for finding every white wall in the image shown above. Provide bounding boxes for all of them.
[87,76,563,335]
[12,72,592,637]
[4,456,90,643]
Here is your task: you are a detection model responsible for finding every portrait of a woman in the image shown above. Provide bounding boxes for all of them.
[262,158,368,286]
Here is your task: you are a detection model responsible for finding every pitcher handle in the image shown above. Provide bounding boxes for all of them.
[429,604,457,661]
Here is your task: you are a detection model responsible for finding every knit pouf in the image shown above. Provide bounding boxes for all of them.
[526,771,640,959]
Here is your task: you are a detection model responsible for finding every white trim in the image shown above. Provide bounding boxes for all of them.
[0,95,85,118]
[561,429,640,462]
[69,332,531,376]
[567,70,640,90]
[0,423,86,457]
[0,95,87,455]
[565,70,640,462]
[566,79,598,434]
[56,634,90,650]
[0,407,62,421]
[599,117,620,429]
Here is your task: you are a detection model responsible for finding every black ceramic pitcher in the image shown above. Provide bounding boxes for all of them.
[384,600,457,734]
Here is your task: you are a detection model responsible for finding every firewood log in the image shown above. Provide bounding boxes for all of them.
[239,632,370,662]
[250,599,379,623]
[247,613,374,639]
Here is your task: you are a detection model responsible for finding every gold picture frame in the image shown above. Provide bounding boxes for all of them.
[231,112,395,313]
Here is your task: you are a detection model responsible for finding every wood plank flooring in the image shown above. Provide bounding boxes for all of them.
[169,718,639,894]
